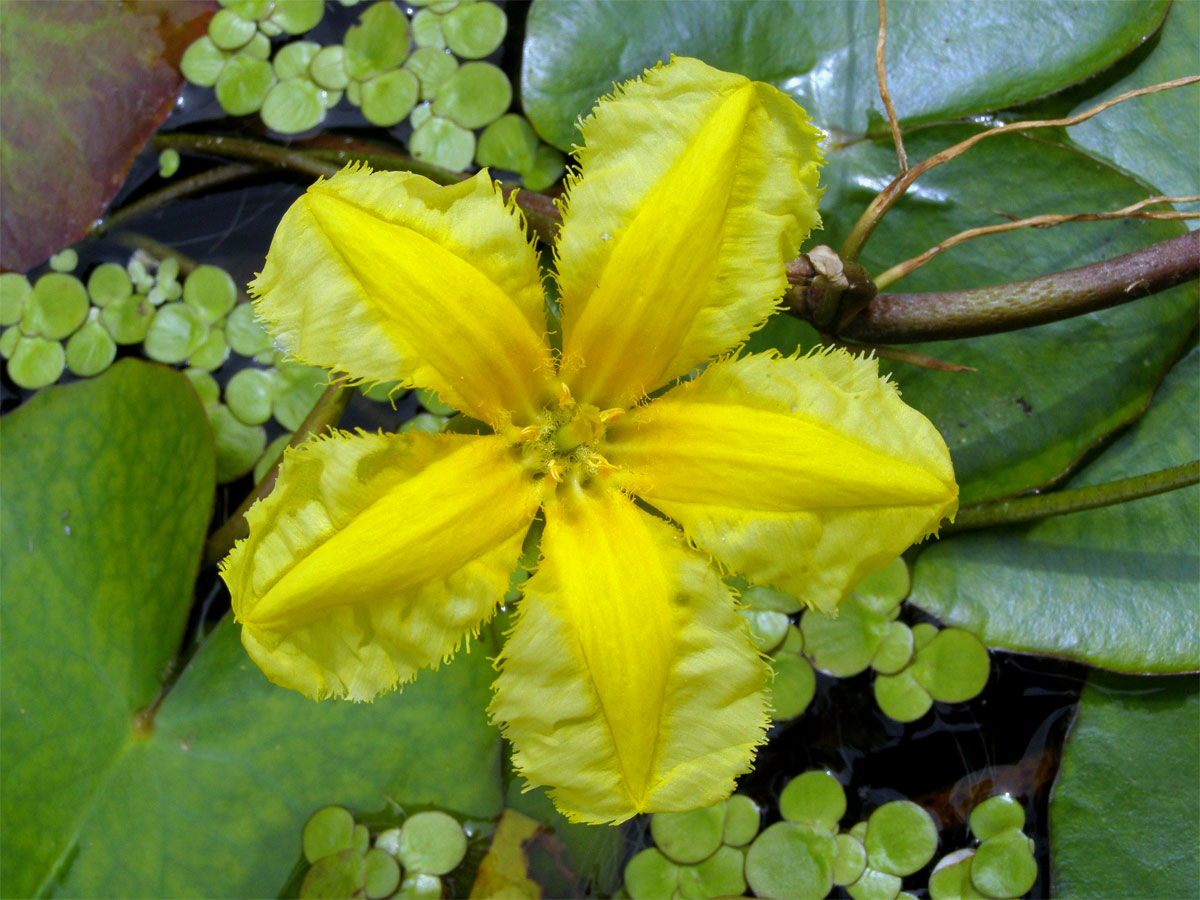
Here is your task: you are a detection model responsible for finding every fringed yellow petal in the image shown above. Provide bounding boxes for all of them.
[222,431,540,700]
[605,351,959,612]
[556,56,823,408]
[252,166,554,426]
[490,485,769,824]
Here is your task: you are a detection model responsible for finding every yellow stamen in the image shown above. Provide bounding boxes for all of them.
[599,408,625,424]
[589,453,618,474]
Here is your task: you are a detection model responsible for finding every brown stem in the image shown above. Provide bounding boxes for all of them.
[874,195,1200,290]
[839,75,1200,261]
[505,187,562,244]
[875,0,907,172]
[804,232,1198,344]
[821,335,976,372]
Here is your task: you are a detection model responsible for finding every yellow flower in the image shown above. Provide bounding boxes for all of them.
[221,57,958,824]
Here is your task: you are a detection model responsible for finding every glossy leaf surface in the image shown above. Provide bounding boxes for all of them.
[521,0,1167,150]
[0,360,501,898]
[909,347,1199,672]
[1,360,214,899]
[818,128,1196,505]
[1051,672,1199,897]
[46,620,501,897]
[1065,0,1200,226]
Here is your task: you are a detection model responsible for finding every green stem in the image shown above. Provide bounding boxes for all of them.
[944,460,1200,534]
[92,162,263,238]
[153,133,339,179]
[202,384,354,568]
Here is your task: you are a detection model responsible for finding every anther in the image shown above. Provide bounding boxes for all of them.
[555,381,575,408]
[598,407,625,424]
[589,453,617,474]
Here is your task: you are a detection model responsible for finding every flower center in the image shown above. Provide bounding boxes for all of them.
[512,382,624,488]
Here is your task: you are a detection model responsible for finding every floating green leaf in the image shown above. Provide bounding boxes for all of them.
[180,34,230,87]
[87,262,133,307]
[48,248,78,272]
[971,828,1036,898]
[625,848,678,900]
[818,128,1197,505]
[183,264,238,324]
[24,273,88,340]
[273,39,321,80]
[1051,672,1199,898]
[310,44,350,90]
[441,1,506,60]
[1066,0,1200,223]
[405,46,459,101]
[396,810,469,875]
[207,402,267,482]
[433,61,511,129]
[779,771,846,833]
[215,52,277,115]
[262,77,328,133]
[226,366,277,426]
[303,806,358,864]
[0,273,31,325]
[145,301,209,364]
[2,597,501,897]
[745,821,835,900]
[521,0,1167,151]
[969,795,1025,843]
[910,347,1199,672]
[361,68,420,127]
[6,335,65,389]
[864,801,938,878]
[208,7,256,50]
[650,804,724,865]
[410,115,476,172]
[102,293,154,345]
[0,360,215,900]
[722,795,760,848]
[268,0,325,35]
[476,113,539,174]
[344,0,410,82]
[64,309,118,377]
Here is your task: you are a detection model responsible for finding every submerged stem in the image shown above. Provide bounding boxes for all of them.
[945,460,1199,534]
[93,162,263,238]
